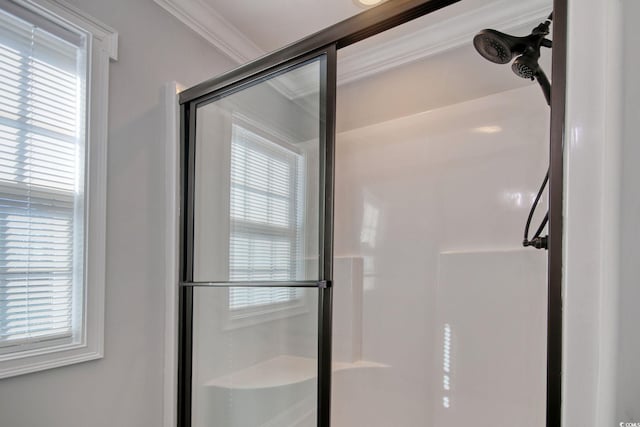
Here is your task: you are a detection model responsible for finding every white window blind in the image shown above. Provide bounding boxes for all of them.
[228,124,304,311]
[0,6,85,349]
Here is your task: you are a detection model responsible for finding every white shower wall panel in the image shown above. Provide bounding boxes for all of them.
[332,85,549,426]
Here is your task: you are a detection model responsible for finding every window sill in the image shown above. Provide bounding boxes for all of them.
[0,333,73,356]
[0,342,103,379]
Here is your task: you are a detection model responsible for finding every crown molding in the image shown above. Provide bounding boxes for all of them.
[155,0,551,96]
[153,0,262,63]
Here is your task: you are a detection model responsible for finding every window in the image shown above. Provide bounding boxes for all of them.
[228,124,304,314]
[0,0,86,354]
[0,0,116,379]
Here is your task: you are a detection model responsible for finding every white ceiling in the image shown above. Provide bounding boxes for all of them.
[201,0,365,53]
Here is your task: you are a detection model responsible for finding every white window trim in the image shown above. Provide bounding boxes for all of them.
[163,81,181,427]
[0,0,117,379]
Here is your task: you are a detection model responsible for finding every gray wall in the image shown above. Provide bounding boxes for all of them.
[617,0,640,422]
[0,0,234,426]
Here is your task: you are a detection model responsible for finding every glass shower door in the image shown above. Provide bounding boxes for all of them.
[180,49,335,427]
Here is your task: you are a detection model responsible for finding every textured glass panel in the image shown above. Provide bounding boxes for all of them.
[191,287,318,427]
[193,58,321,282]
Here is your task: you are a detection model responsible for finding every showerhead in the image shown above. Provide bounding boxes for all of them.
[512,49,541,80]
[472,29,524,65]
[473,17,552,80]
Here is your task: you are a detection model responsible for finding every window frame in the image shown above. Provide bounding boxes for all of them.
[0,0,117,379]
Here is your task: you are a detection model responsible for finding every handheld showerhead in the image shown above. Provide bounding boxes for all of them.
[511,49,541,80]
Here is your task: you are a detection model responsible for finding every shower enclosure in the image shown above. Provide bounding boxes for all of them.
[177,0,566,426]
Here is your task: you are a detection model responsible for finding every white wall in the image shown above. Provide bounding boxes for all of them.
[332,85,549,427]
[0,1,235,426]
[616,0,640,421]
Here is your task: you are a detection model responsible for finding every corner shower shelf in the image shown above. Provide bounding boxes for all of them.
[205,355,388,390]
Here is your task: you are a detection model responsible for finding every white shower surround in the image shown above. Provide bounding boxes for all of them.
[333,85,549,426]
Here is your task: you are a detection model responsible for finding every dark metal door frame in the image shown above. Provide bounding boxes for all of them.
[178,47,336,427]
[178,0,567,425]
[547,0,566,425]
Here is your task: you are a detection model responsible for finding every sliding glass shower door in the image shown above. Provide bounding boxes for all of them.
[179,48,336,427]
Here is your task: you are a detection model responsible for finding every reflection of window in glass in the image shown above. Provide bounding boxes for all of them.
[360,202,379,249]
[443,323,452,409]
[228,124,304,311]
